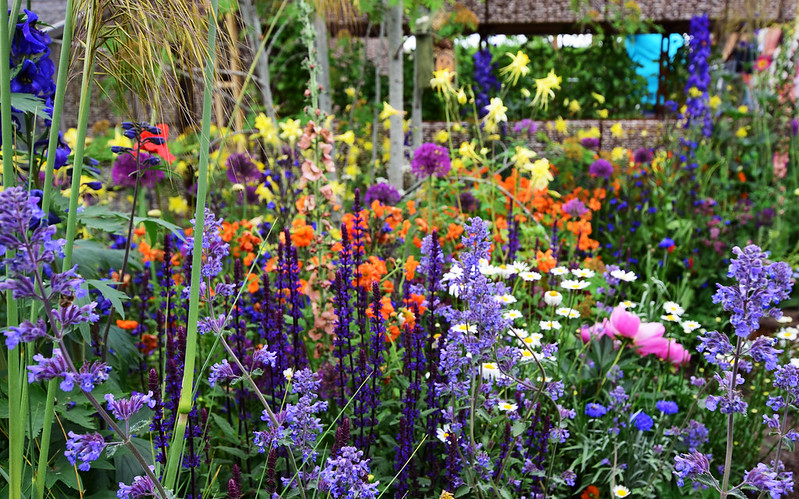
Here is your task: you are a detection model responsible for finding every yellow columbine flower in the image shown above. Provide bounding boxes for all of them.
[279,118,303,144]
[736,126,748,138]
[591,92,605,104]
[688,86,703,98]
[611,147,627,162]
[484,97,508,123]
[709,95,721,109]
[168,196,189,216]
[568,99,581,113]
[458,141,481,162]
[511,146,536,169]
[577,126,600,140]
[528,158,553,191]
[610,123,624,138]
[597,109,608,118]
[738,105,748,113]
[531,69,561,110]
[379,101,404,121]
[434,129,449,144]
[499,50,530,86]
[344,86,356,98]
[554,116,567,134]
[63,128,79,150]
[456,88,467,105]
[430,68,456,95]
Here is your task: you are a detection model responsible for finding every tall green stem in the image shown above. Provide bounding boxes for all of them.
[162,0,219,491]
[2,1,23,497]
[720,335,744,498]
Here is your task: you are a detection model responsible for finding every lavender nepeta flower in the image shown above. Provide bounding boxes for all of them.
[105,391,156,422]
[75,360,111,392]
[705,371,747,414]
[411,143,451,178]
[117,466,158,498]
[4,318,48,349]
[364,182,400,206]
[65,431,106,471]
[185,208,230,280]
[748,336,782,371]
[673,451,710,487]
[696,330,734,367]
[712,245,793,338]
[209,359,237,388]
[656,400,679,415]
[253,348,277,368]
[318,446,379,499]
[589,158,613,179]
[28,349,70,389]
[773,363,799,399]
[743,462,794,498]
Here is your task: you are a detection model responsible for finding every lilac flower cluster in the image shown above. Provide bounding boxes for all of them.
[673,451,711,487]
[411,143,451,178]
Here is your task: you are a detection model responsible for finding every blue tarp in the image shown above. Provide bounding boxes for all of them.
[626,34,684,104]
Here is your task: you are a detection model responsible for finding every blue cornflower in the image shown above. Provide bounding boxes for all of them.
[658,237,676,249]
[585,403,608,418]
[632,412,654,431]
[656,400,679,415]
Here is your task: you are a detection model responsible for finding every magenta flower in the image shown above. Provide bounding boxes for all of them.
[411,143,451,178]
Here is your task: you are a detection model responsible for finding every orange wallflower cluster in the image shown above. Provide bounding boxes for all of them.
[357,256,388,289]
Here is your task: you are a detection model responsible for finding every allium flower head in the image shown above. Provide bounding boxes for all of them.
[589,158,613,179]
[225,152,261,184]
[411,143,451,178]
[633,147,654,164]
[111,151,164,188]
[364,182,400,206]
[562,198,588,218]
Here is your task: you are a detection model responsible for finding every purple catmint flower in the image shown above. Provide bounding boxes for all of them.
[185,208,230,280]
[673,451,710,487]
[561,470,576,486]
[589,158,613,179]
[226,152,262,184]
[318,446,379,499]
[4,318,48,349]
[712,245,793,338]
[562,198,588,218]
[585,403,607,418]
[773,363,799,399]
[743,462,794,498]
[117,466,158,498]
[705,371,747,414]
[696,330,734,367]
[364,182,401,206]
[208,359,237,387]
[111,151,164,188]
[411,143,451,178]
[748,336,782,371]
[284,368,328,462]
[104,391,156,422]
[656,400,679,414]
[65,431,106,471]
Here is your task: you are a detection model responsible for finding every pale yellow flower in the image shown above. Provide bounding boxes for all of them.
[610,123,624,138]
[499,50,530,86]
[611,147,627,162]
[456,88,467,105]
[688,86,703,98]
[597,109,608,118]
[738,105,748,113]
[527,158,553,191]
[567,99,581,113]
[279,119,303,144]
[709,95,721,109]
[484,97,508,124]
[554,116,567,134]
[344,86,356,98]
[511,146,536,169]
[531,69,561,110]
[379,102,404,121]
[736,126,748,138]
[591,92,605,104]
[168,196,189,216]
[430,68,456,95]
[335,130,355,146]
[254,114,280,147]
[520,88,531,98]
[434,129,449,144]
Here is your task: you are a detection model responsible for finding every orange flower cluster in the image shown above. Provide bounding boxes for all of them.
[222,220,264,265]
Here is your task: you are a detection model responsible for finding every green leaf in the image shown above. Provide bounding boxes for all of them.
[85,279,129,319]
[216,445,248,460]
[77,205,127,233]
[211,413,239,440]
[10,92,52,119]
[72,239,138,278]
[132,216,186,242]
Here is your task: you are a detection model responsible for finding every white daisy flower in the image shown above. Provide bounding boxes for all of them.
[539,320,562,330]
[776,327,798,341]
[451,323,477,334]
[519,333,543,349]
[478,259,497,276]
[791,358,799,368]
[610,269,637,282]
[493,263,518,279]
[543,290,563,306]
[283,368,294,381]
[619,300,636,309]
[556,307,581,318]
[561,279,590,290]
[497,401,518,412]
[436,424,452,443]
[518,349,539,363]
[571,268,595,278]
[613,485,631,498]
[511,261,531,273]
[519,271,542,281]
[681,320,701,333]
[507,328,529,339]
[777,316,794,324]
[550,266,569,276]
[661,314,681,323]
[503,310,523,320]
[493,294,517,304]
[663,301,685,316]
[481,362,502,379]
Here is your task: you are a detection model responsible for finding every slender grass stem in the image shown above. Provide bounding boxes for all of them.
[720,335,744,498]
